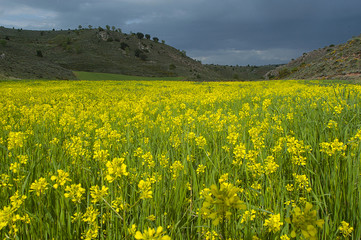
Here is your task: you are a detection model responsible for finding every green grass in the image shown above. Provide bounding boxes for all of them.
[74,71,186,81]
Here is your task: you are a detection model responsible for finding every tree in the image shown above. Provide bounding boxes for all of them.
[106,25,110,31]
[136,32,144,39]
[78,25,82,30]
[152,37,159,43]
[145,34,151,40]
[88,25,93,29]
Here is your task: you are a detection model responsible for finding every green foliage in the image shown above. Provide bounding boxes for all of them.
[120,42,129,50]
[169,64,176,70]
[136,32,144,39]
[36,50,43,57]
[278,68,291,78]
[0,39,6,47]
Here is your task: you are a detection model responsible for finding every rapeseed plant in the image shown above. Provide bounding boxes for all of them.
[0,80,360,239]
[134,226,171,240]
[286,202,324,240]
[29,177,48,197]
[339,221,354,238]
[201,183,246,225]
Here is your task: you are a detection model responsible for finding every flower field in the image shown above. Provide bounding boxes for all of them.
[0,79,360,239]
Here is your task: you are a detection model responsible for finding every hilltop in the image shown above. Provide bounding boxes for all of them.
[0,26,278,80]
[265,34,361,80]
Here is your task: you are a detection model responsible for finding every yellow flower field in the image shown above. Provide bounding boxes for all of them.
[0,79,360,239]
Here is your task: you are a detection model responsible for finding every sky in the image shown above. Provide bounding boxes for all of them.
[1,0,361,66]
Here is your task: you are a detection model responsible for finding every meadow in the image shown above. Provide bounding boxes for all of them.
[0,79,360,239]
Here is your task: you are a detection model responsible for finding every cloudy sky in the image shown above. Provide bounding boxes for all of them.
[1,0,361,65]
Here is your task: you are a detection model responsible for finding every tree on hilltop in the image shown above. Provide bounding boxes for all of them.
[136,32,144,39]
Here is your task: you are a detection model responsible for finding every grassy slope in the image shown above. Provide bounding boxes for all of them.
[0,27,278,81]
[0,27,219,80]
[266,34,361,80]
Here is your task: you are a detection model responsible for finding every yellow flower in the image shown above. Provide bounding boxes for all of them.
[105,157,129,182]
[90,185,109,204]
[218,173,229,184]
[241,210,256,223]
[264,155,279,175]
[138,180,152,200]
[280,234,290,240]
[112,196,128,212]
[134,226,171,240]
[263,213,283,233]
[82,205,99,224]
[201,183,246,225]
[9,162,21,173]
[232,143,246,165]
[29,177,48,196]
[196,164,206,175]
[169,161,184,180]
[51,169,71,189]
[339,221,353,238]
[320,138,346,156]
[65,183,85,203]
[195,135,207,149]
[7,131,26,150]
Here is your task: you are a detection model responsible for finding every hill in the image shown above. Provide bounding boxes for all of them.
[265,34,361,80]
[0,26,215,80]
[0,26,278,80]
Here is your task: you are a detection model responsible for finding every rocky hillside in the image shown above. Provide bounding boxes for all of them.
[0,26,222,80]
[265,34,361,80]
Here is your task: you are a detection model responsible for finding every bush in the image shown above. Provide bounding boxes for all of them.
[278,68,291,78]
[169,64,176,70]
[120,42,129,50]
[36,50,43,57]
[134,49,142,57]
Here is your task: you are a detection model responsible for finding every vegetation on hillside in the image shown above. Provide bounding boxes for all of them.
[0,26,276,81]
[266,34,361,80]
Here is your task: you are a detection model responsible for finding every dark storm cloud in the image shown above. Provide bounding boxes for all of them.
[1,0,361,65]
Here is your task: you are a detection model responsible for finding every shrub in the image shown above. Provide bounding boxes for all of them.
[169,64,176,70]
[36,50,43,57]
[120,42,129,50]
